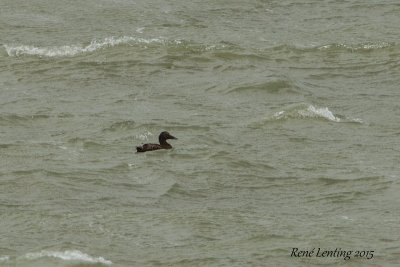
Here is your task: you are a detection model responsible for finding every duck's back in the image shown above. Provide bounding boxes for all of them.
[136,143,163,152]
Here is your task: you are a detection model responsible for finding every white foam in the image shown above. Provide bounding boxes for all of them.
[273,105,345,122]
[0,256,10,262]
[25,250,112,265]
[273,110,285,117]
[273,105,364,123]
[300,105,341,122]
[318,42,392,51]
[348,117,363,124]
[136,131,153,141]
[4,36,166,57]
[136,27,145,33]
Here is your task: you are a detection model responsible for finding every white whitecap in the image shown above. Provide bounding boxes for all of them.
[273,105,340,122]
[300,105,341,122]
[25,250,112,265]
[0,256,10,262]
[272,104,363,123]
[3,36,166,57]
[273,110,285,118]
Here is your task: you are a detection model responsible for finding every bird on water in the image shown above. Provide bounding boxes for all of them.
[136,131,177,152]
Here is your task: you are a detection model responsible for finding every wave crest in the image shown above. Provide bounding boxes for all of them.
[3,36,167,57]
[274,105,341,122]
[248,104,363,126]
[25,250,112,265]
[269,42,395,54]
[318,42,394,52]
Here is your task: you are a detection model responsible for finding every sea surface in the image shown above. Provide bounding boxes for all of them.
[1,0,400,266]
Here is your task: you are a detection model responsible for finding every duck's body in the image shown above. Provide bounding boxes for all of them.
[136,131,177,153]
[136,143,171,152]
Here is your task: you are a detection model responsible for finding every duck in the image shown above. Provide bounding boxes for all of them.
[136,131,177,152]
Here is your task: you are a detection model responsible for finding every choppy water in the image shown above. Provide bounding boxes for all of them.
[1,0,400,266]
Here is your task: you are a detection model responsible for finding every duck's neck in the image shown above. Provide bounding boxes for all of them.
[159,137,170,146]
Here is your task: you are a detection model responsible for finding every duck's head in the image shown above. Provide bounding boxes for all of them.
[159,131,177,142]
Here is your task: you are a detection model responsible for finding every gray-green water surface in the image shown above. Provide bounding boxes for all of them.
[1,0,400,266]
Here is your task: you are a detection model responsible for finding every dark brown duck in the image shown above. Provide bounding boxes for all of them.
[136,131,177,152]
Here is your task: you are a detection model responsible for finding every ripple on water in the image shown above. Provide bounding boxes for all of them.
[227,79,299,95]
[0,114,50,126]
[102,120,136,132]
[159,183,208,200]
[305,176,392,204]
[67,137,106,149]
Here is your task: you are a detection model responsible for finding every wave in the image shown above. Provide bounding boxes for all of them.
[274,105,342,122]
[3,36,232,58]
[25,250,112,265]
[3,37,396,58]
[317,42,394,52]
[3,36,168,57]
[249,104,362,127]
[270,41,396,54]
[227,79,298,94]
